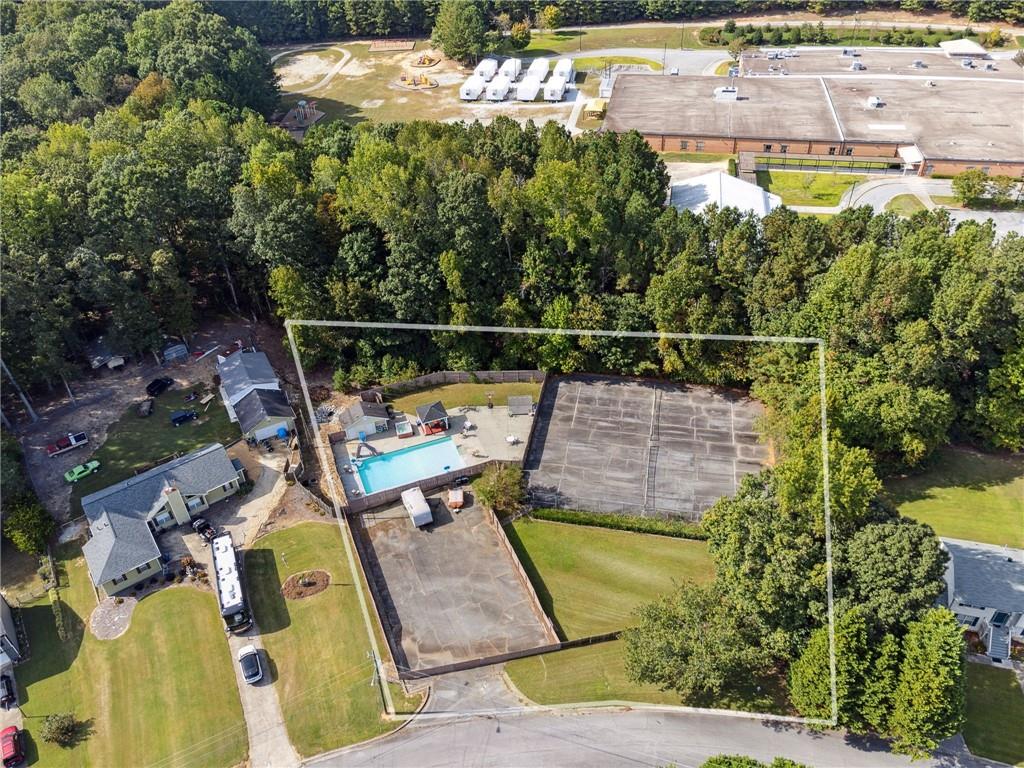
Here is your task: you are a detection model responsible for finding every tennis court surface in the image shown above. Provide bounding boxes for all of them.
[524,375,769,520]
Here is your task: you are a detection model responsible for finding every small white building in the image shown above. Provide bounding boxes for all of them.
[486,74,512,101]
[499,58,522,80]
[553,57,575,82]
[473,58,499,81]
[526,57,549,82]
[938,38,988,58]
[459,75,486,101]
[516,76,542,102]
[669,171,781,218]
[543,74,567,102]
[338,401,391,440]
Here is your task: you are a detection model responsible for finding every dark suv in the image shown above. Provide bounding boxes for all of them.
[146,377,174,397]
[170,409,198,426]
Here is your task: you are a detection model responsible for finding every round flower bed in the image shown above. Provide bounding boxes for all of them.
[281,569,330,600]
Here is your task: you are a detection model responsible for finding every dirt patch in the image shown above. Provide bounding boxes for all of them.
[282,569,330,600]
[256,482,334,539]
[277,51,341,87]
[339,58,373,77]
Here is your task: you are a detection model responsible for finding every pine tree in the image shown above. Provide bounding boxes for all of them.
[861,633,900,734]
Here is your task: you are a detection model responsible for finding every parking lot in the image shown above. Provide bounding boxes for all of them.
[356,491,557,675]
[524,375,769,520]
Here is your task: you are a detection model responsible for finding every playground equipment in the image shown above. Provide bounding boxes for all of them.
[412,53,440,68]
[398,72,438,89]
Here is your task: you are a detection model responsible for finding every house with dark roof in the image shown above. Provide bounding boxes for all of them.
[216,350,294,440]
[415,401,450,435]
[0,595,22,675]
[941,537,1024,662]
[81,444,246,596]
[338,401,390,440]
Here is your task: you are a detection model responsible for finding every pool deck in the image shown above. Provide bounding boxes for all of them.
[334,406,533,501]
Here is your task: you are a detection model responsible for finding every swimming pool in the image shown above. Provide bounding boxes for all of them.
[356,437,466,494]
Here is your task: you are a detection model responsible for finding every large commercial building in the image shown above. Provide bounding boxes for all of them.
[605,72,1024,177]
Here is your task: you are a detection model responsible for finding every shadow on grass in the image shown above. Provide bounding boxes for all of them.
[885,446,1024,501]
[503,521,567,641]
[15,598,85,707]
[243,549,291,634]
[278,93,369,126]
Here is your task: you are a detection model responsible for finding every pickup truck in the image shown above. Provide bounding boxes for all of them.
[46,431,89,457]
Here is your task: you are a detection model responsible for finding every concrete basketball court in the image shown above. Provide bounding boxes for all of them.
[524,375,769,520]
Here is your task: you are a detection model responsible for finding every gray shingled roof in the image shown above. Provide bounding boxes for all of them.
[415,401,448,424]
[339,401,389,427]
[217,351,277,401]
[943,538,1024,613]
[234,389,293,434]
[81,444,237,586]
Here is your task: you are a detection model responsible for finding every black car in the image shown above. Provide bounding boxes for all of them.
[0,675,14,710]
[170,409,198,426]
[146,377,174,397]
[192,517,216,542]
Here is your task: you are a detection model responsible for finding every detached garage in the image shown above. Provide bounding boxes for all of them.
[235,389,295,441]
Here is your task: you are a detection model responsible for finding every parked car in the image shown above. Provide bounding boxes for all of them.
[192,517,216,542]
[146,376,174,397]
[669,67,679,75]
[0,675,15,710]
[137,398,154,417]
[170,409,197,426]
[237,645,263,684]
[0,726,24,767]
[46,431,89,457]
[64,460,101,484]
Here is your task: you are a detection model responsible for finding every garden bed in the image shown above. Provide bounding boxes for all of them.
[282,569,331,600]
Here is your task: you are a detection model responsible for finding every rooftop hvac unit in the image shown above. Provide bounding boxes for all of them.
[912,59,925,68]
[713,86,738,101]
[866,95,883,108]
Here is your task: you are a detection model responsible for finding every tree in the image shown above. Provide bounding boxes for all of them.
[536,5,563,37]
[973,340,1024,450]
[2,496,55,554]
[40,713,79,746]
[472,465,524,516]
[431,0,486,63]
[789,609,871,726]
[860,633,901,734]
[952,168,988,206]
[623,582,772,699]
[888,609,965,757]
[509,20,531,50]
[702,758,810,768]
[987,174,1017,207]
[727,37,750,61]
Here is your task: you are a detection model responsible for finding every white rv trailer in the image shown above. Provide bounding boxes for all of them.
[459,75,486,100]
[473,57,499,81]
[499,58,522,80]
[212,533,252,632]
[526,57,549,82]
[516,76,541,101]
[486,74,512,101]
[543,74,567,101]
[401,487,433,528]
[553,57,575,82]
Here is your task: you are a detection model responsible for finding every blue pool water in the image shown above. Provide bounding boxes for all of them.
[356,437,466,494]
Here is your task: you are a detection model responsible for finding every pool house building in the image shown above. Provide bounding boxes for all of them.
[415,401,450,435]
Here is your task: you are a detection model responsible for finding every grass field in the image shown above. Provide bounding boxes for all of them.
[704,26,1018,50]
[964,663,1024,766]
[713,59,734,75]
[70,382,239,509]
[885,193,927,216]
[659,150,734,163]
[16,546,246,768]
[756,170,865,206]
[246,522,417,757]
[511,26,707,56]
[885,447,1024,548]
[387,381,543,415]
[931,194,1024,212]
[507,519,714,638]
[572,55,662,71]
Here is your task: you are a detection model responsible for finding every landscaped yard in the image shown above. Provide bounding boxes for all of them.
[964,663,1024,766]
[245,522,419,757]
[70,382,240,509]
[931,194,1024,212]
[885,193,927,216]
[659,150,734,163]
[756,170,865,206]
[885,447,1024,548]
[16,546,246,768]
[511,26,707,56]
[387,381,543,415]
[506,518,714,638]
[572,55,662,72]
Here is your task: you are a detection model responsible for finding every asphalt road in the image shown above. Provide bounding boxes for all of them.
[309,708,997,768]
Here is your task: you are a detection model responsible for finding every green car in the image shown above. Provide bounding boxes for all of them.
[64,460,100,483]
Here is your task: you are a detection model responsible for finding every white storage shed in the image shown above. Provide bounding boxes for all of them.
[543,74,567,102]
[474,58,499,81]
[526,57,549,82]
[486,74,512,101]
[499,58,522,80]
[553,57,575,82]
[516,76,541,101]
[460,75,486,101]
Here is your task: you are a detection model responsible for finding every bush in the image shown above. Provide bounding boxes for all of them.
[49,588,68,642]
[509,20,531,50]
[40,712,78,746]
[2,496,55,554]
[727,158,737,177]
[472,465,524,517]
[114,597,124,605]
[238,479,255,496]
[530,507,706,540]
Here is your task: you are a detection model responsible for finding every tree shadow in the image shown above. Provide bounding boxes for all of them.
[14,599,85,707]
[885,446,1024,502]
[278,94,367,126]
[243,549,291,634]
[502,522,567,641]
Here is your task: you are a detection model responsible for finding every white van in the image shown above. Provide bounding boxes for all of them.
[402,487,433,528]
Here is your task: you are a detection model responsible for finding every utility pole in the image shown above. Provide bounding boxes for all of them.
[0,357,38,423]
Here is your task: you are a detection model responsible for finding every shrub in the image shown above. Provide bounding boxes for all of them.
[114,597,124,605]
[472,465,524,517]
[40,712,78,746]
[49,588,68,641]
[727,158,737,177]
[530,507,706,540]
[2,496,55,554]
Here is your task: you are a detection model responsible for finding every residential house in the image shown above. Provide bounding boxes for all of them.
[0,595,21,675]
[339,401,390,440]
[941,537,1024,662]
[217,350,294,440]
[81,444,246,596]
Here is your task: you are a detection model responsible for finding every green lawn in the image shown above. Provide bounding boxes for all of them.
[713,59,733,76]
[511,26,707,56]
[931,194,1024,212]
[16,546,246,768]
[387,381,543,415]
[885,447,1024,548]
[756,171,866,206]
[659,150,734,163]
[246,522,416,757]
[505,639,792,714]
[507,519,714,639]
[572,55,662,72]
[964,663,1024,766]
[70,382,240,510]
[885,193,926,216]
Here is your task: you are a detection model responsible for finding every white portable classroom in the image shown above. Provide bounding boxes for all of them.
[486,74,512,101]
[516,76,541,101]
[473,57,499,81]
[553,57,574,82]
[526,57,549,82]
[401,487,433,528]
[499,58,522,80]
[459,75,486,100]
[543,74,567,101]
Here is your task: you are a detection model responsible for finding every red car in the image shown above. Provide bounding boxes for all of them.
[45,431,89,457]
[0,726,24,767]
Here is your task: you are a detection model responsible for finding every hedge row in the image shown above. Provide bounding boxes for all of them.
[49,588,67,642]
[529,508,706,540]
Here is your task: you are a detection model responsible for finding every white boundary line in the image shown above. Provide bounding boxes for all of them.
[284,320,837,729]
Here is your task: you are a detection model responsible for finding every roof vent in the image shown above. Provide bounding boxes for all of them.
[713,86,738,101]
[866,95,883,109]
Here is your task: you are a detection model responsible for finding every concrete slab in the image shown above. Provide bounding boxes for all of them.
[524,375,770,520]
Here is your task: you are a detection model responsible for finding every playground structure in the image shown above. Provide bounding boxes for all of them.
[397,72,439,90]
[411,53,441,68]
[277,99,325,138]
